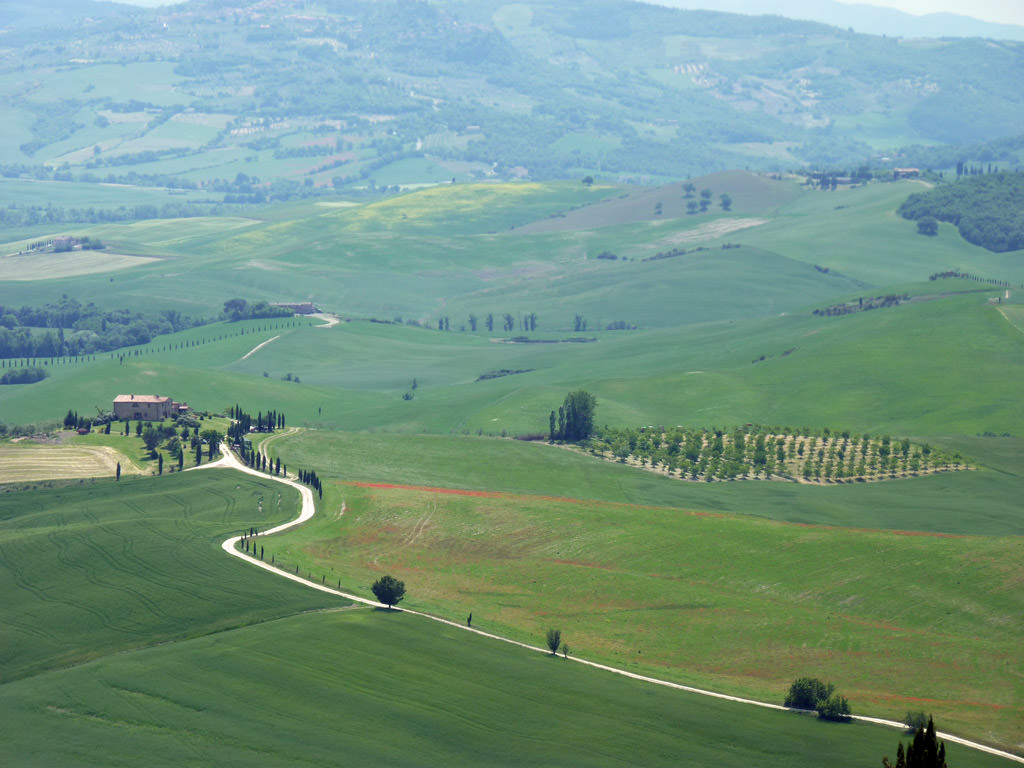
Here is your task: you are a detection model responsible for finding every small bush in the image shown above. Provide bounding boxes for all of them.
[904,711,929,732]
[0,367,47,385]
[784,677,833,709]
[817,692,852,721]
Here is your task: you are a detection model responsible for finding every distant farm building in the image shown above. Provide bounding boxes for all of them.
[113,394,188,421]
[894,168,920,179]
[272,302,318,314]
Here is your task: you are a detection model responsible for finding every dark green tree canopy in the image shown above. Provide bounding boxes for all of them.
[883,716,947,768]
[784,677,833,709]
[549,390,597,442]
[916,216,938,236]
[545,627,562,655]
[898,173,1024,252]
[371,574,406,608]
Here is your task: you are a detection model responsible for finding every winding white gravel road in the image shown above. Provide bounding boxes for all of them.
[197,447,1024,765]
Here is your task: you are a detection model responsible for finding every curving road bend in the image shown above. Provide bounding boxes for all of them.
[196,446,1024,765]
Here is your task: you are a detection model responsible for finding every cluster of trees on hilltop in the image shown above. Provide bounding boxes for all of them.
[898,173,1024,252]
[0,298,203,358]
[223,299,294,322]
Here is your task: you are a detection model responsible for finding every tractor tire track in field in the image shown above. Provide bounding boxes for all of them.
[50,528,172,629]
[200,447,1024,766]
[0,542,60,643]
[4,532,121,635]
[402,502,434,548]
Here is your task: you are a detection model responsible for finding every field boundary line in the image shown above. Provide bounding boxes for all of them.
[200,448,1024,765]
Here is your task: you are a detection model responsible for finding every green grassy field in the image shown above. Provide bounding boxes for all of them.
[2,176,1023,761]
[252,429,1024,535]
[0,178,216,214]
[5,471,1011,767]
[2,287,1020,442]
[5,607,1011,768]
[0,471,332,683]
[262,481,1024,750]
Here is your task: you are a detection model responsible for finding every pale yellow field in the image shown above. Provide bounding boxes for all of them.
[0,442,140,482]
[0,251,157,281]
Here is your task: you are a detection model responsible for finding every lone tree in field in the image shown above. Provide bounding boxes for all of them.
[371,574,406,609]
[549,390,597,442]
[546,628,562,655]
[883,716,947,768]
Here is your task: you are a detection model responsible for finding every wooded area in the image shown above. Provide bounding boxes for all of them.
[898,173,1024,252]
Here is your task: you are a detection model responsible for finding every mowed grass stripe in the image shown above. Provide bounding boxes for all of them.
[0,609,1013,768]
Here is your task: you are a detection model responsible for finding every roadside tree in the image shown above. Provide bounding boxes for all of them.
[784,677,833,709]
[883,717,947,768]
[545,628,562,655]
[371,574,406,609]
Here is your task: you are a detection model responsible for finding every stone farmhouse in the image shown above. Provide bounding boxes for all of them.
[113,394,188,421]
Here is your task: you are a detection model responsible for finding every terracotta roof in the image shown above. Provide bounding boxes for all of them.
[114,394,171,403]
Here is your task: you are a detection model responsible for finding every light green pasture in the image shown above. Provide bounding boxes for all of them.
[269,483,1024,750]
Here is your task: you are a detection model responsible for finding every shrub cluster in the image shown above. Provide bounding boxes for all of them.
[784,677,851,721]
[0,367,46,385]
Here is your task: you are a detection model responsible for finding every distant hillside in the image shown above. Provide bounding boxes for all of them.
[0,0,134,30]
[649,0,1024,41]
[1,0,1023,223]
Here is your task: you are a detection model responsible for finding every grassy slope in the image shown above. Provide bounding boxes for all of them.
[3,474,1010,767]
[0,470,333,682]
[750,182,1024,286]
[15,175,1018,325]
[4,610,1010,768]
[1,177,1022,758]
[264,483,1024,751]
[3,288,1020,440]
[250,429,1024,536]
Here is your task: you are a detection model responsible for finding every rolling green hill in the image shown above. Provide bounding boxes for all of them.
[1,176,1023,760]
[5,605,1011,768]
[0,474,1014,766]
[3,0,1024,233]
[0,471,332,682]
